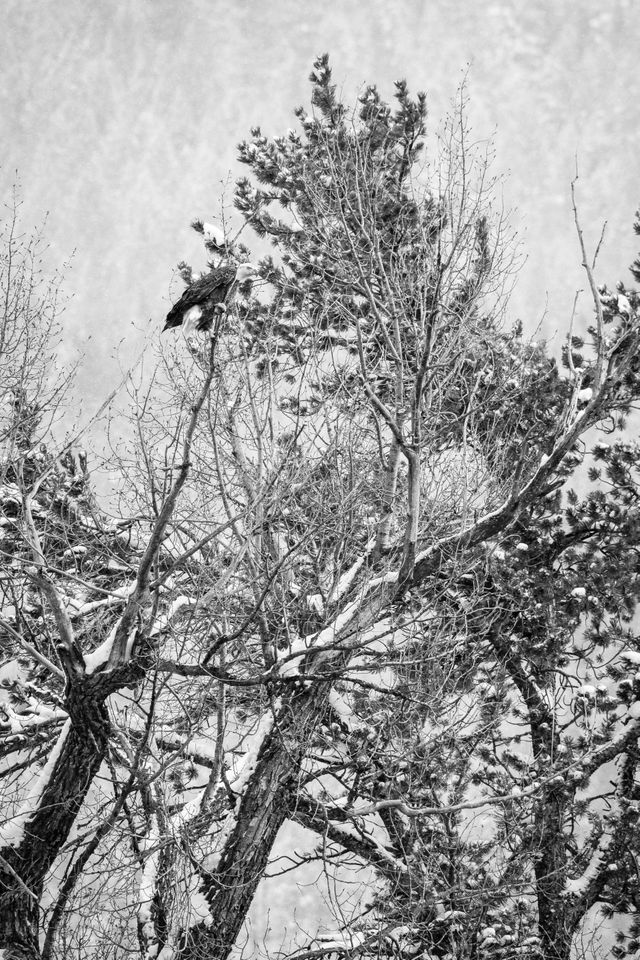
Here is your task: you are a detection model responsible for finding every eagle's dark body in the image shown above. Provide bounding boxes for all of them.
[163,265,237,332]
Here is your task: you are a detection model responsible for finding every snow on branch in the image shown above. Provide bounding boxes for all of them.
[327,537,375,606]
[138,810,160,954]
[564,830,613,898]
[0,620,63,679]
[202,707,277,873]
[83,594,191,674]
[149,595,193,638]
[69,583,135,618]
[0,719,71,849]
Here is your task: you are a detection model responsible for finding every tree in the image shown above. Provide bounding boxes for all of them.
[2,55,640,960]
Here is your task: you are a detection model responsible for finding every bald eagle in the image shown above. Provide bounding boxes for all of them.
[163,263,258,333]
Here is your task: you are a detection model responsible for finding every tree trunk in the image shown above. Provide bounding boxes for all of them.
[533,783,572,960]
[0,690,110,959]
[180,682,331,959]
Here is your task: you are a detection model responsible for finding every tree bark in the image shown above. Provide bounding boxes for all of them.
[0,689,110,959]
[181,577,391,958]
[180,682,330,959]
[533,783,572,960]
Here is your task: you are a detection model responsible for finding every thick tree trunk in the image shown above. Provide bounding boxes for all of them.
[181,572,395,958]
[488,629,572,960]
[178,580,390,959]
[180,682,332,959]
[0,885,40,960]
[0,690,110,960]
[533,782,572,960]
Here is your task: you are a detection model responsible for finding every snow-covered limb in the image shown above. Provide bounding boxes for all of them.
[339,754,596,821]
[0,698,58,749]
[327,686,366,731]
[564,830,613,898]
[83,621,119,675]
[69,583,135,617]
[149,734,219,770]
[83,594,191,674]
[311,592,375,651]
[138,810,160,956]
[83,621,135,672]
[300,930,368,954]
[0,719,71,849]
[346,615,396,656]
[274,634,313,678]
[288,922,422,960]
[274,600,370,679]
[149,595,193,637]
[620,650,640,666]
[202,707,277,872]
[0,621,64,678]
[327,537,375,606]
[369,570,400,589]
[0,708,66,737]
[580,715,640,777]
[275,591,393,682]
[229,708,277,794]
[294,797,409,874]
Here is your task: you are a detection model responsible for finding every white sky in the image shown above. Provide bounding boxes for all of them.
[1,0,638,462]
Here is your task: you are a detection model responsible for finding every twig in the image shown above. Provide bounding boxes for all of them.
[571,177,606,389]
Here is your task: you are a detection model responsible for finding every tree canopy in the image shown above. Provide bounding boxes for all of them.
[2,55,640,960]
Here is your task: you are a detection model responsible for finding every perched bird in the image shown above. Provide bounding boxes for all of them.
[163,263,259,333]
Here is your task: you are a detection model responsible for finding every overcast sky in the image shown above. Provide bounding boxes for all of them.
[3,0,638,411]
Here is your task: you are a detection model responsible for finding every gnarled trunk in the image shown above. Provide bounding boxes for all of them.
[0,693,110,960]
[180,682,331,959]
